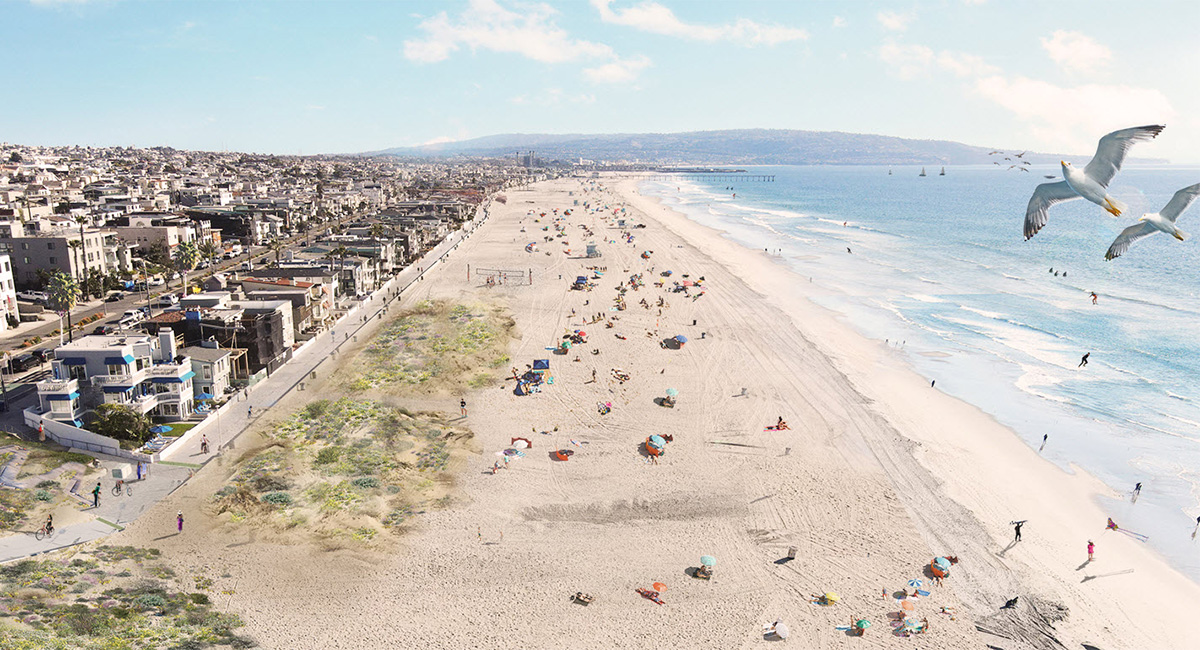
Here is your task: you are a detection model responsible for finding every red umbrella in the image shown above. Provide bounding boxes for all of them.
[511,437,532,449]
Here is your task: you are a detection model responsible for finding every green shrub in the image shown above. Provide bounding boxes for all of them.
[133,594,167,611]
[35,480,58,490]
[248,474,290,492]
[351,476,380,489]
[314,446,342,464]
[34,489,53,502]
[260,492,292,506]
[189,592,210,605]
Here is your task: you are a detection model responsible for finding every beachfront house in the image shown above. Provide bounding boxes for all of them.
[181,344,232,398]
[36,331,195,425]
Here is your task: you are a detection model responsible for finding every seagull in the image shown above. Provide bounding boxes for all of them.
[994,161,1002,165]
[1023,124,1166,241]
[1004,157,1012,161]
[989,150,1003,155]
[1015,151,1027,158]
[1105,183,1200,260]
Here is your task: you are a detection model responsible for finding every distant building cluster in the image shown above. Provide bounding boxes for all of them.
[0,141,543,434]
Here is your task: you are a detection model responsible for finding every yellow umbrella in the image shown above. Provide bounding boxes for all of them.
[824,592,840,603]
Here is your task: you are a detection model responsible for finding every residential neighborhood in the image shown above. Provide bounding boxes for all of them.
[0,142,538,462]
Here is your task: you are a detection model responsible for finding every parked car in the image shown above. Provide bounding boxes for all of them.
[16,291,49,303]
[105,292,125,302]
[153,294,179,307]
[149,277,165,287]
[30,349,50,364]
[122,309,147,323]
[4,354,38,374]
[92,324,119,335]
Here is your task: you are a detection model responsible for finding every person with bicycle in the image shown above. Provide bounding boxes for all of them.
[200,435,210,454]
[44,514,53,536]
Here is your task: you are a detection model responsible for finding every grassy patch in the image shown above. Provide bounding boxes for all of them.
[14,441,93,480]
[0,548,252,648]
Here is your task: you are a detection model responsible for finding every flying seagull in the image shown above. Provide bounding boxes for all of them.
[989,150,1003,155]
[1015,151,1027,158]
[1023,124,1166,241]
[1105,182,1200,260]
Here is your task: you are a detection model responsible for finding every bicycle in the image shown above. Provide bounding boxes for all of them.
[34,523,53,541]
[111,480,132,497]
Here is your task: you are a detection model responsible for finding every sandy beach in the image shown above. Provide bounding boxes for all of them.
[111,175,1200,649]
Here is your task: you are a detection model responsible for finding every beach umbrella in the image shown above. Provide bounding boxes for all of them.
[824,592,839,603]
[510,437,531,449]
[150,425,173,434]
[674,335,688,343]
[855,619,871,630]
[665,388,679,397]
[773,623,790,639]
[653,582,667,592]
[900,599,915,611]
[907,578,923,589]
[648,435,666,449]
[195,392,215,400]
[700,555,716,567]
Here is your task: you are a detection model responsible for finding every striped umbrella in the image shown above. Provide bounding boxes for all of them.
[907,578,923,589]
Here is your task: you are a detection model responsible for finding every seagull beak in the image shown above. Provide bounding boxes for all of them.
[1060,160,1067,166]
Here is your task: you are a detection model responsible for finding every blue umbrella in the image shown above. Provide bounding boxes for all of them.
[648,435,666,449]
[675,335,688,343]
[150,425,173,434]
[195,392,215,400]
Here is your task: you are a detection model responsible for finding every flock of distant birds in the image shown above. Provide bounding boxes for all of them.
[988,149,1052,177]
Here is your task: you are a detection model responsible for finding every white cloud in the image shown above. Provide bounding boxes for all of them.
[1040,30,1112,74]
[876,10,915,32]
[583,55,651,84]
[29,0,98,5]
[937,52,999,78]
[974,75,1174,153]
[832,16,846,28]
[422,135,461,146]
[592,0,807,45]
[881,42,1000,80]
[404,0,615,64]
[878,42,934,80]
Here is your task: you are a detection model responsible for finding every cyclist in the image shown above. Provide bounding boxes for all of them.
[200,435,210,454]
[44,514,53,536]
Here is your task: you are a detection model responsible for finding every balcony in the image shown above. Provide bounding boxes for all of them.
[91,368,146,387]
[37,378,78,394]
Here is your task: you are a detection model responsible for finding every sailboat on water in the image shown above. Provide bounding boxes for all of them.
[939,166,945,176]
[888,168,892,176]
[919,167,927,177]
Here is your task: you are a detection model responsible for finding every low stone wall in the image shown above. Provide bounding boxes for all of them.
[23,408,156,463]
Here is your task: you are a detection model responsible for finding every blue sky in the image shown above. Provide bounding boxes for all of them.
[5,0,1199,161]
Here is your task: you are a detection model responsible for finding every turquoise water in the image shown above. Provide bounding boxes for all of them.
[641,165,1200,581]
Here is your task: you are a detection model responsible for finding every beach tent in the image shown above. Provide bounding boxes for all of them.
[674,335,688,348]
[930,557,952,578]
[533,359,550,371]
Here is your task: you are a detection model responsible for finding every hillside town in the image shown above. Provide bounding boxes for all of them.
[0,142,536,458]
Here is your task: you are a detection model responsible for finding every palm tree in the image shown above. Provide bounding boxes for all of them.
[47,271,81,342]
[198,240,219,265]
[174,241,200,296]
[67,239,84,282]
[269,240,285,264]
[332,245,350,297]
[74,215,89,278]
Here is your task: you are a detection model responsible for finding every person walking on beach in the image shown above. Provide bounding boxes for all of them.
[460,398,467,417]
[1091,292,1099,305]
[136,461,143,481]
[92,482,101,508]
[1039,434,1048,452]
[1079,352,1090,368]
[1013,520,1025,542]
[1087,540,1094,562]
[247,405,253,418]
[177,511,184,533]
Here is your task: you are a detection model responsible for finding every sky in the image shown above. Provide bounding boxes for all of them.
[4,0,1200,161]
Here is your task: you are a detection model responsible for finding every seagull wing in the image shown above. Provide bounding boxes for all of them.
[1105,222,1157,260]
[1084,125,1166,188]
[1025,181,1080,240]
[1159,182,1200,223]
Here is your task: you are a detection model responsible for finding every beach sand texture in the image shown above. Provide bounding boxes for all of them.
[111,177,1200,649]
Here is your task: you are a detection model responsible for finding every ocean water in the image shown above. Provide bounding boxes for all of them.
[639,165,1200,582]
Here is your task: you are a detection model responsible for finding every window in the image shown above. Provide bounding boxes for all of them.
[49,257,56,264]
[21,243,28,250]
[68,365,86,381]
[106,364,127,375]
[22,257,29,265]
[202,366,211,379]
[47,242,54,250]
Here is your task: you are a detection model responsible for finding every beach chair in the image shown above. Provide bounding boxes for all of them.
[572,592,593,605]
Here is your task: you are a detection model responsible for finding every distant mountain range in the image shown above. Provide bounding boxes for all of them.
[366,129,1165,166]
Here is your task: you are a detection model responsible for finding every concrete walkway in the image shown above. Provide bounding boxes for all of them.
[0,212,488,563]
